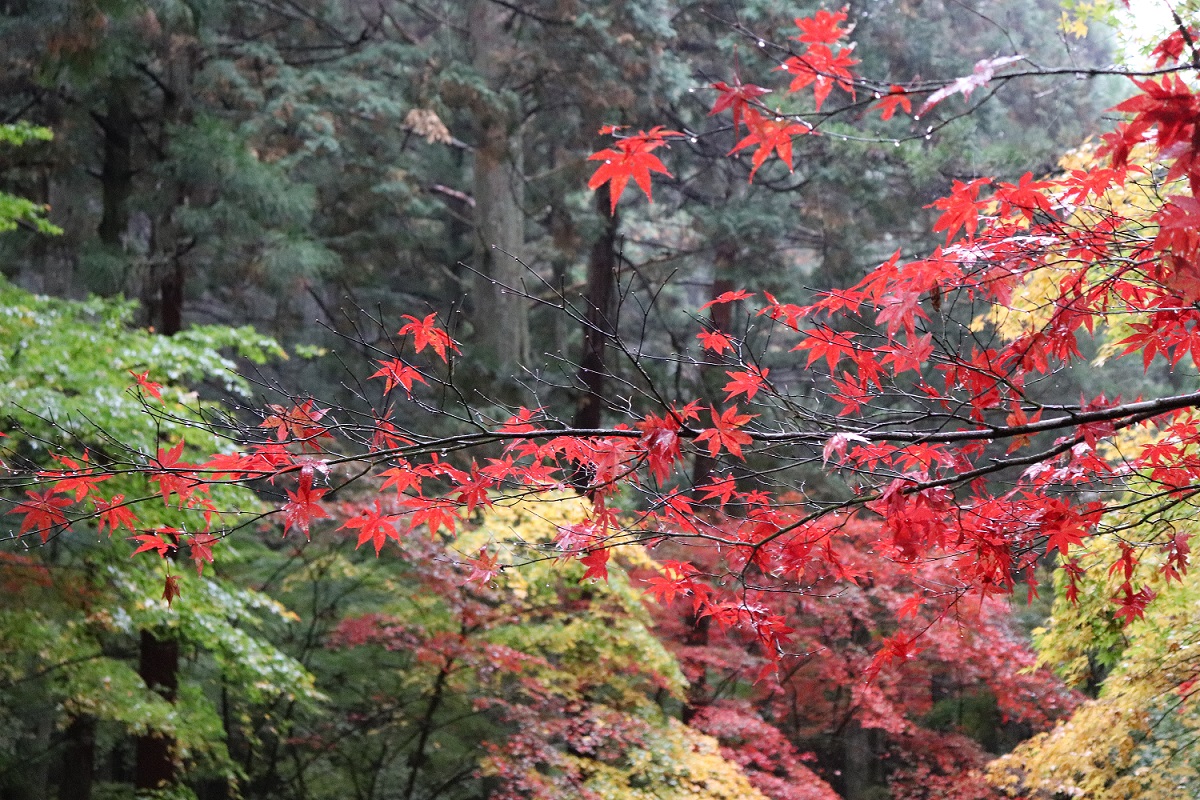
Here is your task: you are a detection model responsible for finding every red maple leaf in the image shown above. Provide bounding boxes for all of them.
[793,7,853,45]
[696,474,738,506]
[406,498,458,539]
[283,483,328,537]
[579,548,610,582]
[780,45,859,111]
[40,453,108,501]
[866,631,925,679]
[994,172,1054,221]
[700,289,754,310]
[129,370,163,401]
[793,327,857,372]
[162,574,182,607]
[1151,27,1197,67]
[637,412,683,485]
[12,489,72,543]
[397,314,459,361]
[341,500,401,555]
[130,529,179,558]
[369,359,427,396]
[371,416,413,450]
[260,401,332,443]
[94,494,138,535]
[822,432,870,465]
[695,405,756,460]
[464,547,502,586]
[875,85,912,121]
[831,372,870,416]
[149,440,200,508]
[1163,532,1191,583]
[588,126,678,213]
[1113,584,1156,625]
[188,533,219,576]
[380,463,422,495]
[696,329,735,354]
[929,178,991,243]
[645,573,689,605]
[723,366,769,402]
[1154,197,1200,302]
[709,79,772,134]
[731,112,813,180]
[452,466,495,514]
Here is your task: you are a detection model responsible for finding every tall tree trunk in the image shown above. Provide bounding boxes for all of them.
[569,186,619,493]
[97,84,133,248]
[59,715,96,800]
[135,630,179,791]
[691,242,737,498]
[402,657,453,800]
[573,185,619,430]
[468,0,530,379]
[839,721,879,800]
[144,39,196,335]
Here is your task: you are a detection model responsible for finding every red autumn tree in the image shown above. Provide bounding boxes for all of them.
[646,514,1078,798]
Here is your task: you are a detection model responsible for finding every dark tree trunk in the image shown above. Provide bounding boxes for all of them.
[135,630,179,791]
[839,721,881,800]
[144,40,195,335]
[97,85,133,248]
[160,259,185,335]
[691,243,736,498]
[569,187,620,494]
[59,715,96,800]
[402,658,453,800]
[572,185,619,432]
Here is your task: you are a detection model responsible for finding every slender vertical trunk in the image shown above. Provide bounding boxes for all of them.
[839,721,878,800]
[98,85,133,248]
[144,40,195,335]
[135,629,179,791]
[572,186,619,431]
[569,187,619,494]
[59,715,96,800]
[160,258,185,335]
[468,0,529,379]
[691,242,737,497]
[402,658,453,800]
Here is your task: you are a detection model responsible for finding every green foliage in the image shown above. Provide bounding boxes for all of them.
[0,275,282,447]
[0,281,320,797]
[0,123,60,235]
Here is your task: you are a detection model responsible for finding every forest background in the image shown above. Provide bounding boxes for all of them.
[0,1,1192,799]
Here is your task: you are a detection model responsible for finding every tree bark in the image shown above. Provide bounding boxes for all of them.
[59,715,96,800]
[573,185,619,430]
[691,243,737,498]
[135,629,179,791]
[402,657,453,800]
[144,39,196,335]
[839,720,879,800]
[468,0,530,378]
[97,84,133,249]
